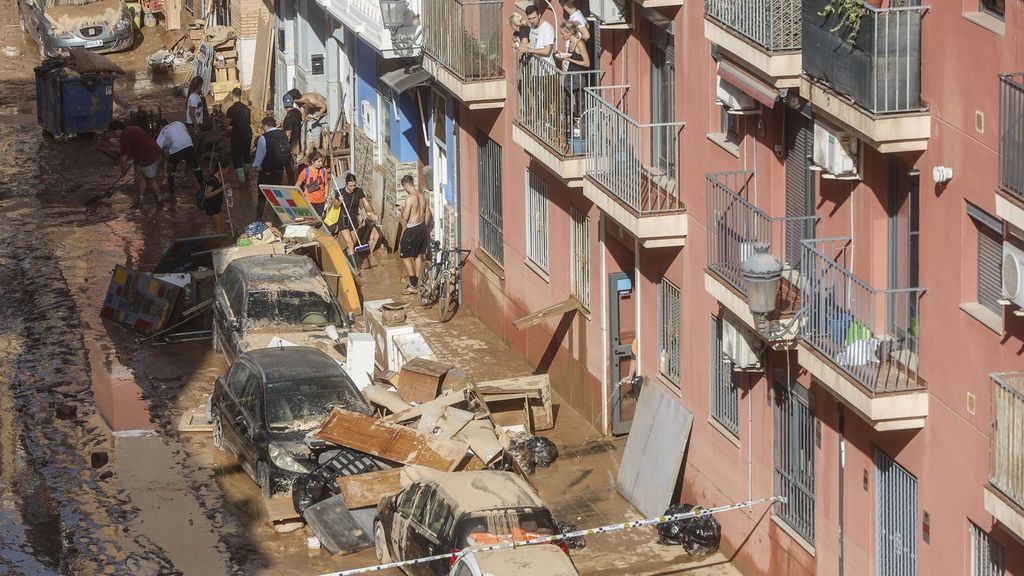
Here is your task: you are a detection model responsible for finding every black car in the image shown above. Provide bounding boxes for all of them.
[211,346,373,499]
[374,471,564,575]
[212,254,346,363]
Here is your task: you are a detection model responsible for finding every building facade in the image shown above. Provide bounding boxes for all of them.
[422,0,1024,575]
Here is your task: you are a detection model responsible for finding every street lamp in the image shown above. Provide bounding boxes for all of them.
[379,0,417,50]
[741,243,783,317]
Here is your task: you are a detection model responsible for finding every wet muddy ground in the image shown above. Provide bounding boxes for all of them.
[0,4,751,573]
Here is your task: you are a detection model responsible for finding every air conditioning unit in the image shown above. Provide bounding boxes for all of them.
[722,318,762,371]
[1003,241,1024,308]
[716,76,759,115]
[812,122,860,180]
[590,0,629,27]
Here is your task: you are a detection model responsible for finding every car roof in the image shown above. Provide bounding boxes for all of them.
[466,545,578,575]
[242,346,345,383]
[227,254,323,290]
[424,471,546,515]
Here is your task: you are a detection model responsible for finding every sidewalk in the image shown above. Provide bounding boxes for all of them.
[358,254,743,576]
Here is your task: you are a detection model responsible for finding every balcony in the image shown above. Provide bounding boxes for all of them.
[513,56,601,183]
[986,372,1024,541]
[581,86,687,247]
[997,74,1024,230]
[801,0,929,152]
[422,0,505,109]
[797,239,927,431]
[325,0,421,59]
[704,171,814,345]
[704,0,801,85]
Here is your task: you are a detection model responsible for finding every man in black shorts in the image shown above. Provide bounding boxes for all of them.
[398,174,431,295]
[156,119,204,197]
[224,88,252,187]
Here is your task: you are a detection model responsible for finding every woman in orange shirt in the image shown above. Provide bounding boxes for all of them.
[296,150,330,218]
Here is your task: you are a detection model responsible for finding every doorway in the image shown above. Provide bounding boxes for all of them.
[608,272,637,435]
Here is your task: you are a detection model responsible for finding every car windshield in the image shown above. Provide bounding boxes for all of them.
[457,508,556,548]
[246,290,339,329]
[265,376,366,431]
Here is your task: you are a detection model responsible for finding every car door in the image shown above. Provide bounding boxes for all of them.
[420,495,455,576]
[401,486,435,575]
[215,268,245,360]
[391,484,424,562]
[234,369,265,476]
[218,359,256,457]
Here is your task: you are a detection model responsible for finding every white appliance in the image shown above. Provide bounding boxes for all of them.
[812,121,860,180]
[722,318,762,371]
[591,0,629,27]
[344,333,376,391]
[1002,241,1024,308]
[716,76,759,115]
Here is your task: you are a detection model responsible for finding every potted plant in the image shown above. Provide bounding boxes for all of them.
[818,0,882,42]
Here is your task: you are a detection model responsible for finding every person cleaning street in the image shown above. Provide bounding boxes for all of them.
[398,174,431,295]
[224,87,252,187]
[250,116,294,222]
[198,173,229,234]
[156,119,204,198]
[108,119,163,205]
[295,150,330,217]
[336,173,377,274]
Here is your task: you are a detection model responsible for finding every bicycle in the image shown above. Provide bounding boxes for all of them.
[419,240,472,323]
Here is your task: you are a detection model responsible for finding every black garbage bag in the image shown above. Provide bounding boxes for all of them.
[656,504,721,557]
[292,473,330,514]
[507,433,537,475]
[530,436,559,469]
[557,522,586,550]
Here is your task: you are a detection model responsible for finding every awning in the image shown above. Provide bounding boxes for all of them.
[716,59,779,109]
[512,297,581,330]
[380,67,432,94]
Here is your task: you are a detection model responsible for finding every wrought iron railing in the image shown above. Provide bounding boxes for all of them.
[583,85,686,215]
[803,0,927,114]
[516,55,601,158]
[991,372,1024,509]
[423,0,503,81]
[705,0,801,53]
[999,73,1024,201]
[800,239,925,394]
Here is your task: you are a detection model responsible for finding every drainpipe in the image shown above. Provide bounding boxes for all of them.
[600,215,609,433]
[838,403,846,576]
[634,236,641,386]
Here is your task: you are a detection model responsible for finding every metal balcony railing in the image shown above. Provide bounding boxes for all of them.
[803,0,926,114]
[800,239,925,394]
[423,0,503,81]
[583,85,686,215]
[706,171,815,315]
[516,56,601,158]
[991,372,1024,510]
[999,73,1024,201]
[705,0,801,53]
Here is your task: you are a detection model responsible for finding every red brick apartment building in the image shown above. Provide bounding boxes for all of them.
[421,0,1024,574]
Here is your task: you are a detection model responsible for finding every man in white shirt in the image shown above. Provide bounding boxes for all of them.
[564,0,589,41]
[520,5,554,66]
[187,91,204,126]
[156,120,204,197]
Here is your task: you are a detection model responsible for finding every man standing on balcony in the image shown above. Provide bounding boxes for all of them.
[520,5,554,65]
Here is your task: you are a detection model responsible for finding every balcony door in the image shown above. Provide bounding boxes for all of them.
[887,157,920,351]
[785,106,815,269]
[649,20,676,183]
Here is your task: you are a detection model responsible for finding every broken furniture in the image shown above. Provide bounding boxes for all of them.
[364,299,416,371]
[395,358,453,405]
[476,374,555,433]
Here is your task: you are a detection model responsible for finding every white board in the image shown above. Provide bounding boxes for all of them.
[615,383,694,519]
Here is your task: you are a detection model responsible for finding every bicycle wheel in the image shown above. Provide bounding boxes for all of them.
[438,272,459,323]
[419,263,438,303]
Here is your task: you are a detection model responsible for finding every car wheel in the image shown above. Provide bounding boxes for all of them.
[211,412,224,451]
[211,322,222,353]
[256,460,272,501]
[374,521,391,564]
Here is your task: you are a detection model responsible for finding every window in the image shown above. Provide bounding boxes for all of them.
[969,205,1003,315]
[980,0,1005,19]
[378,92,393,162]
[570,206,591,309]
[657,279,681,386]
[774,380,815,544]
[649,20,676,181]
[720,106,740,145]
[478,133,504,265]
[970,522,1005,576]
[525,170,549,272]
[710,317,740,437]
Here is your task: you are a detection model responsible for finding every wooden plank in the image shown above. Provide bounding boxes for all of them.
[316,408,468,471]
[250,12,275,112]
[417,406,474,440]
[512,297,580,331]
[381,389,466,424]
[264,496,300,523]
[335,469,404,509]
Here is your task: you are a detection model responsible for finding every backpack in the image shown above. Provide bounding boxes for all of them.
[262,130,294,178]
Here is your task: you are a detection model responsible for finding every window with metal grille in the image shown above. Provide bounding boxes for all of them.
[970,205,1003,315]
[773,380,815,544]
[710,317,740,436]
[477,133,504,265]
[980,0,1005,19]
[525,170,549,272]
[657,280,681,386]
[970,522,1005,576]
[570,206,591,309]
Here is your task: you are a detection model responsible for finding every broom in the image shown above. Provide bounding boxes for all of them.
[325,113,369,254]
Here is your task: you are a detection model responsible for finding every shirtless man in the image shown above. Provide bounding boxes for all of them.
[294,92,328,118]
[398,174,432,295]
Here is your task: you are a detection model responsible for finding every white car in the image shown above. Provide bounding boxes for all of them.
[450,544,580,576]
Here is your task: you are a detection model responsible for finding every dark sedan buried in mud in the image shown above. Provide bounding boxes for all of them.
[211,346,373,499]
[18,0,135,58]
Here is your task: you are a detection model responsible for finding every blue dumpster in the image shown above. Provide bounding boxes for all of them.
[34,60,116,138]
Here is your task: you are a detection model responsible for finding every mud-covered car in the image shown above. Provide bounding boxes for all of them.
[375,470,565,575]
[211,346,373,499]
[212,254,345,363]
[18,0,135,58]
[450,544,580,576]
